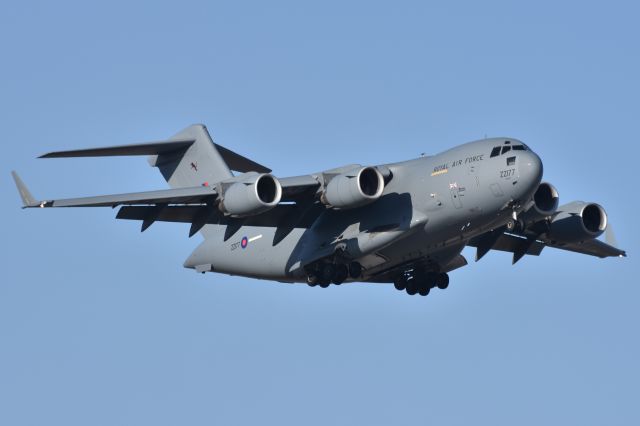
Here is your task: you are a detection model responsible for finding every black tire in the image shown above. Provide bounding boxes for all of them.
[393,275,406,291]
[425,272,437,288]
[321,263,335,280]
[405,279,418,295]
[306,273,318,286]
[436,273,449,290]
[317,264,334,287]
[332,264,348,285]
[418,286,430,296]
[348,262,362,279]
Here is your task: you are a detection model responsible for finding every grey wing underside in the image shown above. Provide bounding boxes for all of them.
[468,230,626,262]
[12,171,321,236]
[12,172,319,209]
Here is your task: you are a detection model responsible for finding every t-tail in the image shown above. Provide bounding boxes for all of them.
[38,124,271,188]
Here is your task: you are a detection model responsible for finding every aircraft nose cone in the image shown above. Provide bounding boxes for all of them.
[520,151,543,187]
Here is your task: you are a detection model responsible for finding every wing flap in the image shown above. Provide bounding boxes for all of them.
[468,232,545,257]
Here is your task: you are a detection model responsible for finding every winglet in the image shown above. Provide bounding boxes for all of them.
[11,171,38,208]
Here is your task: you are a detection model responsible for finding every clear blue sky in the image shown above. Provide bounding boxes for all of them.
[2,1,638,425]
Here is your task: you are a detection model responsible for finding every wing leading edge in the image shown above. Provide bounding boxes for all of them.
[11,171,218,208]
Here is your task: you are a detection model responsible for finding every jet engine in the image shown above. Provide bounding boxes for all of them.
[520,182,560,225]
[219,173,282,217]
[321,166,385,209]
[547,201,608,243]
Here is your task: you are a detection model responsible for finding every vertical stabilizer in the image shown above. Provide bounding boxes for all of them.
[149,124,233,188]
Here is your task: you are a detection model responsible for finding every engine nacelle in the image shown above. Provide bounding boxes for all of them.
[547,201,608,243]
[520,182,560,225]
[219,173,282,217]
[321,166,385,209]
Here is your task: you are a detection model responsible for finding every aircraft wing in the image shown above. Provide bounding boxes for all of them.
[11,170,322,208]
[12,170,321,236]
[12,171,218,208]
[539,237,626,258]
[468,228,626,264]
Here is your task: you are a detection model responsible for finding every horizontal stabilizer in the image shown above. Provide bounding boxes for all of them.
[39,140,195,158]
[39,137,272,174]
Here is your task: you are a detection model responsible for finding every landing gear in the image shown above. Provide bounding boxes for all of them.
[318,263,334,287]
[405,279,418,295]
[332,264,348,285]
[306,273,318,286]
[393,274,406,291]
[435,272,449,289]
[348,262,362,279]
[418,286,430,296]
[505,218,524,233]
[306,261,361,288]
[392,270,450,296]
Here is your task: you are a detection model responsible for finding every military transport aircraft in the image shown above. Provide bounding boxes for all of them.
[12,124,626,296]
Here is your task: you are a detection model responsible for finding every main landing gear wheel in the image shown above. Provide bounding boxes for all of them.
[405,280,418,296]
[418,286,430,296]
[435,273,449,290]
[306,273,318,287]
[348,262,362,279]
[332,264,348,285]
[317,264,334,288]
[393,275,406,291]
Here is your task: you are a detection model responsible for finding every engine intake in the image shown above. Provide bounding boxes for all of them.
[547,201,607,243]
[518,182,560,227]
[532,182,560,216]
[321,166,385,209]
[219,173,282,217]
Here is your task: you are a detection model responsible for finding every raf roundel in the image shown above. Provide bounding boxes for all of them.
[241,236,248,249]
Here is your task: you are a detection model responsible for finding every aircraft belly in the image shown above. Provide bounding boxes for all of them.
[185,225,307,281]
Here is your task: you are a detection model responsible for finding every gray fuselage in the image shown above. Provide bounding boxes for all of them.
[184,137,543,283]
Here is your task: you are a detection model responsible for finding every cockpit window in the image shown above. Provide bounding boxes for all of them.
[491,143,528,157]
